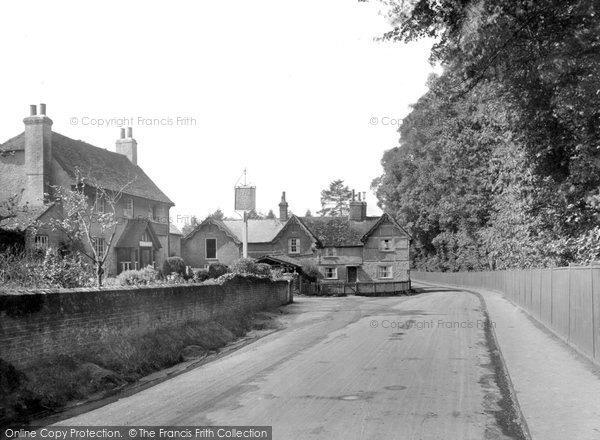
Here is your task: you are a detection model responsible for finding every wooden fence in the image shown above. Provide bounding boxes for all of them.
[320,281,412,297]
[412,267,600,365]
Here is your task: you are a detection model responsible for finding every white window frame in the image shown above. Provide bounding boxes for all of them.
[288,238,300,254]
[324,267,338,279]
[205,238,217,260]
[93,237,106,258]
[379,238,394,251]
[124,197,134,218]
[34,235,49,250]
[94,194,106,213]
[324,247,336,257]
[378,265,393,279]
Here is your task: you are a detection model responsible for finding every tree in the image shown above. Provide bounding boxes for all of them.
[304,209,313,217]
[181,215,199,236]
[266,209,276,219]
[208,209,225,220]
[247,209,265,220]
[48,173,131,287]
[317,179,353,217]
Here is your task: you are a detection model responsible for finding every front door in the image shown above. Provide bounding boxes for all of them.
[140,247,153,268]
[347,266,357,283]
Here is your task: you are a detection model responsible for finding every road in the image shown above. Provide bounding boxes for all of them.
[57,286,522,440]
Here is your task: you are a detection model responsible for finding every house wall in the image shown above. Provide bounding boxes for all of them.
[0,276,292,368]
[318,246,363,283]
[269,221,315,257]
[182,223,241,268]
[363,218,410,282]
[169,234,181,257]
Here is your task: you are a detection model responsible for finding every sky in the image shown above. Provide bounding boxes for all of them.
[0,0,437,226]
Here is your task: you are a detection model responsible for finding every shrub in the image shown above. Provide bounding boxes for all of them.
[40,249,94,288]
[231,258,271,277]
[207,263,229,279]
[193,268,209,282]
[162,257,186,277]
[116,266,159,286]
[301,260,322,281]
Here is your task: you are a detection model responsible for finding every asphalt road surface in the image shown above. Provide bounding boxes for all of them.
[57,287,522,440]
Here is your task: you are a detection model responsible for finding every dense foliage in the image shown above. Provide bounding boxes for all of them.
[373,0,600,270]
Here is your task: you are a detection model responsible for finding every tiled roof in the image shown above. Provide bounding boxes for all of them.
[0,131,173,205]
[0,132,25,151]
[0,204,54,231]
[222,219,284,243]
[298,216,380,247]
[169,223,183,236]
[52,132,173,205]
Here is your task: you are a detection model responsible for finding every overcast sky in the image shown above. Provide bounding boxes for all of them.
[0,0,436,226]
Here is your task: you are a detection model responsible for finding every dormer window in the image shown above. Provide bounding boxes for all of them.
[94,194,105,213]
[124,197,134,218]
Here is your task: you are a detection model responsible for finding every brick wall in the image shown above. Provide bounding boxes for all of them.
[0,277,291,368]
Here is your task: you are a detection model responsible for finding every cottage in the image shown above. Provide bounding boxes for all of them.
[0,104,177,275]
[182,192,411,293]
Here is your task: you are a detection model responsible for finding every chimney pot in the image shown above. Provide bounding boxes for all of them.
[29,105,37,116]
[352,189,356,201]
[127,127,133,138]
[40,103,46,115]
[120,128,126,139]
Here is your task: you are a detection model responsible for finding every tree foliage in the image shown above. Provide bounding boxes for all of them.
[318,179,353,217]
[373,0,600,270]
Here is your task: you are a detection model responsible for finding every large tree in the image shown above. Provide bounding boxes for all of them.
[318,179,353,217]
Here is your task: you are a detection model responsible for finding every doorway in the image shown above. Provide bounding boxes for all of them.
[347,266,357,283]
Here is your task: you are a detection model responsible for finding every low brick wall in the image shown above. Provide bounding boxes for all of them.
[0,277,292,367]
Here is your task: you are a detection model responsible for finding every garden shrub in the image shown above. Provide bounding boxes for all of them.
[162,257,186,277]
[301,260,322,281]
[207,263,229,279]
[116,266,159,286]
[193,268,209,282]
[231,258,271,277]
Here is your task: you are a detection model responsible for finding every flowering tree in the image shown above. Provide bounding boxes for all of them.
[49,172,132,287]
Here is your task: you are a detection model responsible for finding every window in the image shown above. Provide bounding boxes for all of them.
[324,267,338,279]
[380,238,394,251]
[206,238,217,259]
[378,266,393,279]
[288,238,300,254]
[34,235,49,250]
[92,237,106,257]
[124,197,134,218]
[324,247,336,257]
[140,231,150,243]
[94,195,105,213]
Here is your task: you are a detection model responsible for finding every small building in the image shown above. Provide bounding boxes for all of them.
[0,104,176,276]
[182,192,411,293]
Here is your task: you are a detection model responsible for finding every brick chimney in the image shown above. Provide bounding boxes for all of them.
[23,104,53,205]
[116,126,137,165]
[279,191,288,222]
[349,189,366,221]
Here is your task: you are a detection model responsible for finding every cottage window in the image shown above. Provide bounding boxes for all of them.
[141,231,150,243]
[378,266,393,279]
[206,238,217,259]
[124,197,134,218]
[34,235,49,250]
[93,237,106,257]
[288,238,300,254]
[380,238,393,251]
[324,267,338,279]
[324,247,336,257]
[94,194,106,213]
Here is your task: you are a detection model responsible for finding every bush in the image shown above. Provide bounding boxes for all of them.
[207,263,229,279]
[40,249,94,288]
[301,260,322,281]
[193,268,209,282]
[162,257,186,277]
[231,258,271,277]
[116,266,159,286]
